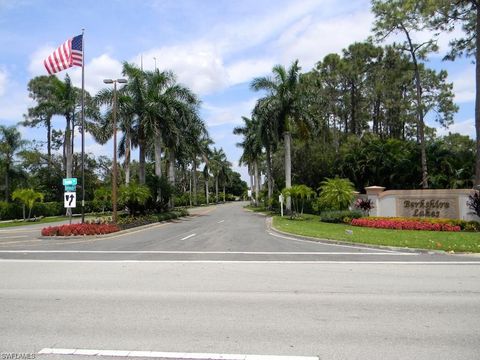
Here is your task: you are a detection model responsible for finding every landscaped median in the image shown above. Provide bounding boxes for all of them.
[272,214,480,253]
[41,209,189,237]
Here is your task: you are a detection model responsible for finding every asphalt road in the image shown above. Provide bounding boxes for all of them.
[0,202,479,360]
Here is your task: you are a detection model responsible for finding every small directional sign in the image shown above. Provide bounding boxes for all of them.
[64,185,76,192]
[64,192,77,208]
[63,178,77,186]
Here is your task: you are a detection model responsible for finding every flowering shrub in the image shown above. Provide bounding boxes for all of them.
[368,216,479,231]
[354,198,374,214]
[351,218,461,232]
[41,223,120,236]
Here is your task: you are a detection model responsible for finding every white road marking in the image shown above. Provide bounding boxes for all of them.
[0,250,416,255]
[180,233,196,241]
[38,347,319,359]
[267,230,403,253]
[0,235,27,239]
[3,259,480,264]
[218,220,225,223]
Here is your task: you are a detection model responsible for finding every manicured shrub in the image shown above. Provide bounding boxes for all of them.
[317,177,355,211]
[320,210,363,224]
[0,201,23,220]
[41,223,120,236]
[354,198,374,215]
[351,218,461,232]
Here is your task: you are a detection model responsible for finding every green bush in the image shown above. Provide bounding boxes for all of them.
[317,177,355,211]
[320,210,363,224]
[0,201,23,220]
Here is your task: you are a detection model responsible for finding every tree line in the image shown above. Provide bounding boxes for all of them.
[0,63,247,215]
[235,0,478,213]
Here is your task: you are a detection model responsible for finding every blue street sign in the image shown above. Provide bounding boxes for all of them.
[64,185,76,192]
[63,178,77,186]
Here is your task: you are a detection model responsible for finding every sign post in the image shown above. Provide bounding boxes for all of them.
[279,194,284,217]
[63,178,77,224]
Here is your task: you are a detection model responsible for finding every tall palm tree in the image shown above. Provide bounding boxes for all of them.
[251,60,308,212]
[0,126,27,201]
[122,62,148,184]
[210,147,229,203]
[23,76,58,166]
[93,86,136,185]
[253,98,279,204]
[233,116,262,206]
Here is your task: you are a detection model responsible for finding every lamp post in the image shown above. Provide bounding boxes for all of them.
[103,78,127,223]
[153,57,157,71]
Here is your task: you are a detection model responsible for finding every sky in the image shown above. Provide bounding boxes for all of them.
[0,0,476,182]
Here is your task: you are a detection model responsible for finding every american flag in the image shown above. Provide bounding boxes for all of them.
[44,34,83,75]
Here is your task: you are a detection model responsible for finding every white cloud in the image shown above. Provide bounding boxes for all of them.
[132,41,229,95]
[0,67,7,96]
[437,118,475,138]
[70,54,123,95]
[28,45,55,76]
[203,97,259,127]
[450,65,475,103]
[274,10,374,68]
[226,58,275,85]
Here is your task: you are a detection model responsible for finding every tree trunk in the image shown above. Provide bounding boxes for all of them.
[215,176,219,203]
[266,144,273,205]
[124,131,131,185]
[403,27,428,188]
[284,131,292,212]
[154,127,162,201]
[168,149,175,208]
[189,171,192,206]
[223,184,226,202]
[154,128,162,179]
[249,166,254,203]
[254,159,259,206]
[193,159,198,205]
[22,204,25,221]
[4,165,9,202]
[475,6,480,185]
[205,177,209,205]
[138,143,146,185]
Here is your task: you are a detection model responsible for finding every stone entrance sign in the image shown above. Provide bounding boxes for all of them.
[364,187,479,221]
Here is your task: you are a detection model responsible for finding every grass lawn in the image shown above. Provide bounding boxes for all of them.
[244,205,273,214]
[273,214,480,253]
[0,216,70,228]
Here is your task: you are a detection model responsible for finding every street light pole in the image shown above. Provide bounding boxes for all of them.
[103,78,127,223]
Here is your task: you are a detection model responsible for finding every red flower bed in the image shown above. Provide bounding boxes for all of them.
[41,223,120,236]
[351,218,461,232]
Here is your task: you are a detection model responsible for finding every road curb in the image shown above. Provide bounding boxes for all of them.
[266,217,448,255]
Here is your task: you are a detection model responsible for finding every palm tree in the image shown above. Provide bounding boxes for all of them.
[0,126,27,201]
[253,98,279,204]
[23,76,58,166]
[11,188,44,220]
[210,147,229,203]
[251,60,308,212]
[93,85,136,185]
[233,116,262,206]
[122,62,148,184]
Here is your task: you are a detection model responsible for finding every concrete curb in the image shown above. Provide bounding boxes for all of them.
[266,216,452,255]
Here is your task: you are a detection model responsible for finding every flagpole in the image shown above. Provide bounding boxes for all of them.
[81,28,86,223]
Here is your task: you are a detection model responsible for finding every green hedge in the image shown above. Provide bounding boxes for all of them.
[320,210,363,224]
